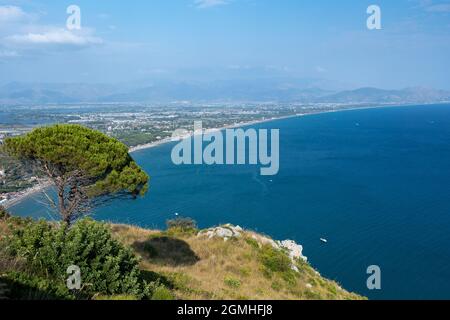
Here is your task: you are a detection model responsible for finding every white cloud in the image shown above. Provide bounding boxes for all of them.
[194,0,229,9]
[6,29,103,48]
[0,5,26,23]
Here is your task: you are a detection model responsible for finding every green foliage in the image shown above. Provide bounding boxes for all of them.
[166,217,198,236]
[245,237,260,250]
[93,294,139,300]
[5,218,149,299]
[0,271,73,300]
[0,205,10,220]
[166,217,197,230]
[150,284,175,300]
[224,276,241,289]
[259,245,292,274]
[4,124,149,198]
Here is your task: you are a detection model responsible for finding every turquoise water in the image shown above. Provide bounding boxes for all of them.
[10,104,450,299]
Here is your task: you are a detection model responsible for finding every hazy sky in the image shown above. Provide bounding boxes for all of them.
[1,0,450,89]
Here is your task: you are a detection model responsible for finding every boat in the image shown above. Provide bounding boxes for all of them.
[320,238,328,243]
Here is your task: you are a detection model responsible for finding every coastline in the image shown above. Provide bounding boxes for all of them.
[128,113,302,153]
[3,180,52,209]
[2,102,428,208]
[128,103,403,154]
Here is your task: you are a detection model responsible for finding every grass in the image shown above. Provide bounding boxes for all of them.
[0,218,364,300]
[111,224,365,300]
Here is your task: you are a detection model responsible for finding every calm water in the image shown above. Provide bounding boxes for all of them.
[10,104,450,299]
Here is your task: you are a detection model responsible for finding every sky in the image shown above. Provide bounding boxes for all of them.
[0,0,450,89]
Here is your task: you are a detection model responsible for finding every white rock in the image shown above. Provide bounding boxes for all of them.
[215,227,234,238]
[279,240,307,262]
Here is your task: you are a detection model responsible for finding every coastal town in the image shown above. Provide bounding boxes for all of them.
[0,101,372,208]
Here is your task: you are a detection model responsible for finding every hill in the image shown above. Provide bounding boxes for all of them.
[2,81,448,105]
[316,87,450,104]
[0,214,364,300]
[111,223,363,300]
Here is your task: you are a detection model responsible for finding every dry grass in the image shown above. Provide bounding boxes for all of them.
[111,224,365,300]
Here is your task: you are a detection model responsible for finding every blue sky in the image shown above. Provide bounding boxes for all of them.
[0,0,450,89]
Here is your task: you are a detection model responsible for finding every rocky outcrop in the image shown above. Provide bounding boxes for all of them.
[198,224,307,271]
[198,224,243,241]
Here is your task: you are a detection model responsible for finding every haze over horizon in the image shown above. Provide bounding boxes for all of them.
[0,0,450,91]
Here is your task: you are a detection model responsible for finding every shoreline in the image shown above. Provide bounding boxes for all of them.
[128,113,302,153]
[3,180,52,209]
[128,103,406,154]
[2,102,431,208]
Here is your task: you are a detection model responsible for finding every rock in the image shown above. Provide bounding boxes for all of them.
[198,225,242,241]
[278,240,307,262]
[198,225,308,274]
[252,235,280,249]
[306,283,313,289]
[215,227,234,238]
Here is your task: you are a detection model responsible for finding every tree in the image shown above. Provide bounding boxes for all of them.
[2,124,149,224]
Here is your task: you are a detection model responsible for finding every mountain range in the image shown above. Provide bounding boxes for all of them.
[0,80,449,105]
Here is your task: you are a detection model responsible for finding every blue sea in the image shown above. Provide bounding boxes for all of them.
[9,104,450,300]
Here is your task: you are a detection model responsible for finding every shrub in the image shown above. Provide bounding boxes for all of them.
[259,245,292,274]
[166,217,197,230]
[6,218,148,299]
[224,276,241,289]
[151,284,175,300]
[0,271,73,300]
[166,217,198,236]
[245,237,260,250]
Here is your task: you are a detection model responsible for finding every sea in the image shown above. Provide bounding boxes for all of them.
[8,104,450,300]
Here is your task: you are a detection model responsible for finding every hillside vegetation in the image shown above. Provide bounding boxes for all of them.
[0,213,364,300]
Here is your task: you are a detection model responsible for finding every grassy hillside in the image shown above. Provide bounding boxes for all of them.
[111,223,363,300]
[0,213,364,300]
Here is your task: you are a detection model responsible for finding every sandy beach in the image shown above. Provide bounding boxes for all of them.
[3,180,52,209]
[127,104,391,154]
[128,113,306,154]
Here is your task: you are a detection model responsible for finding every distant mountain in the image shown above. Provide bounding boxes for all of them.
[0,81,449,105]
[99,80,333,103]
[316,87,450,104]
[0,79,334,104]
[0,82,119,105]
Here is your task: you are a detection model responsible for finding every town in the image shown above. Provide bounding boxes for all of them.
[0,101,367,205]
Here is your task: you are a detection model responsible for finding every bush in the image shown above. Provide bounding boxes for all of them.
[259,245,292,274]
[5,218,148,299]
[224,276,241,289]
[0,271,73,300]
[151,284,175,300]
[166,217,197,230]
[166,217,198,236]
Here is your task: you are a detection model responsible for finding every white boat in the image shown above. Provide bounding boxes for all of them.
[320,238,328,243]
